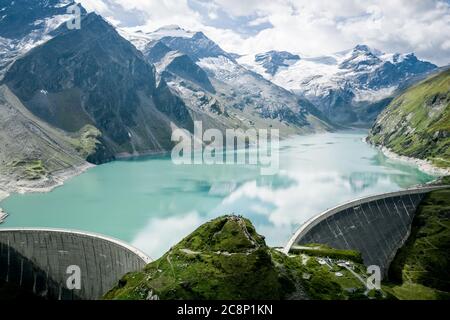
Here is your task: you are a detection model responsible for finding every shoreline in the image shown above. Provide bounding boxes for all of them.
[0,190,9,202]
[0,147,177,203]
[0,162,95,203]
[2,134,447,205]
[366,138,450,177]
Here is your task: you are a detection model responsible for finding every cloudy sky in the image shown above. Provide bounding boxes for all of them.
[78,0,450,66]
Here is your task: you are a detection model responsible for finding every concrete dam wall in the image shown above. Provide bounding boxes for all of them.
[285,186,448,276]
[0,228,151,300]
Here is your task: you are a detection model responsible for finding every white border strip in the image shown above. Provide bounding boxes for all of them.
[283,185,450,254]
[0,227,152,264]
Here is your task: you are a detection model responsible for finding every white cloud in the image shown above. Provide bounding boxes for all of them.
[132,211,203,259]
[77,0,450,65]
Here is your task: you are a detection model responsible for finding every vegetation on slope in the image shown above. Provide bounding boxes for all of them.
[290,244,363,263]
[369,69,450,168]
[104,215,377,300]
[384,188,450,299]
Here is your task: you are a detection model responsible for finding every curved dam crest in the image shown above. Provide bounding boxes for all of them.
[0,228,151,300]
[285,185,449,276]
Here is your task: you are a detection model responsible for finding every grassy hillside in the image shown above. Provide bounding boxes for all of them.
[104,215,378,300]
[384,188,450,299]
[369,69,450,168]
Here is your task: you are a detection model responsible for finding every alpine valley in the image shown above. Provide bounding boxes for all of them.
[0,0,448,197]
[0,0,332,195]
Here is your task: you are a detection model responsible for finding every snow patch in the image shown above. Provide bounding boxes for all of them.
[119,25,195,51]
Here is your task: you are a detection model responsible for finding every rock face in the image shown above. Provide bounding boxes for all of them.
[0,0,85,76]
[104,215,375,300]
[3,13,193,160]
[146,43,215,93]
[368,68,450,168]
[151,25,235,61]
[241,45,438,125]
[255,51,300,76]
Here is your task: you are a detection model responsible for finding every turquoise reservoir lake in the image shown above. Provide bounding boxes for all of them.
[0,131,434,259]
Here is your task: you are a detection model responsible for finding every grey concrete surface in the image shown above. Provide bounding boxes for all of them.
[284,186,449,276]
[0,228,151,300]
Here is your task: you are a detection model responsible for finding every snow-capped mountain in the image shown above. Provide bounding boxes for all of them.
[254,51,300,76]
[119,25,235,61]
[0,0,84,77]
[120,25,332,134]
[239,45,437,124]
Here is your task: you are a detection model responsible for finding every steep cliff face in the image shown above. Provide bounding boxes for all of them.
[3,13,193,160]
[368,69,450,168]
[0,0,80,40]
[146,44,215,94]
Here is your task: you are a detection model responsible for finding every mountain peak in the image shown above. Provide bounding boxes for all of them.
[178,215,266,253]
[254,50,301,75]
[354,44,371,52]
[50,12,119,43]
[80,12,111,29]
[0,0,85,39]
[155,24,184,31]
[352,44,383,56]
[150,28,232,61]
[256,50,301,60]
[151,25,196,39]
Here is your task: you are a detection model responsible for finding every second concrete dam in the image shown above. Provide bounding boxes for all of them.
[285,186,449,276]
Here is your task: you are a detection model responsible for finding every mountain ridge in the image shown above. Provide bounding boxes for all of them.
[239,45,438,125]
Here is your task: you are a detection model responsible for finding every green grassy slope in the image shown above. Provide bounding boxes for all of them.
[104,215,377,300]
[384,188,450,300]
[368,69,450,168]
